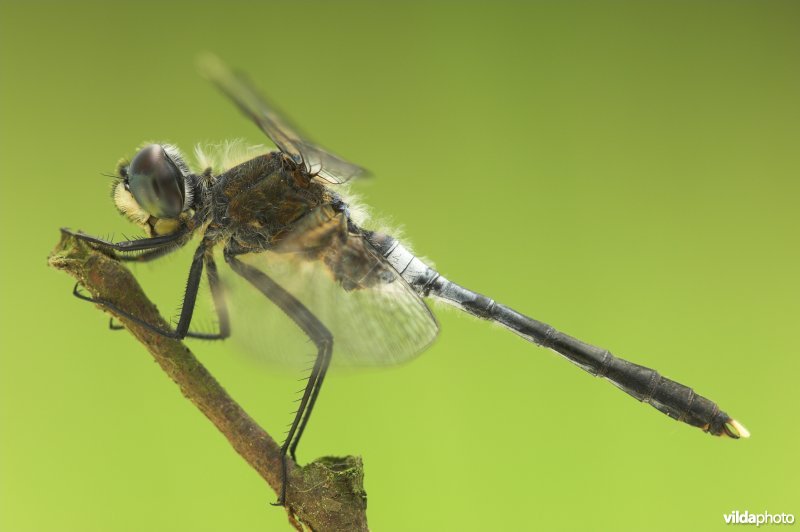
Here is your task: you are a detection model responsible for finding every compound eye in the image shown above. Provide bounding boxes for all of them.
[127,144,185,218]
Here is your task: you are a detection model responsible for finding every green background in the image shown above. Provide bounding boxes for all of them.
[2,1,798,530]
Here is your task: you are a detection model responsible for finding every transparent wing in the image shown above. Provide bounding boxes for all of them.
[218,207,439,369]
[198,54,367,184]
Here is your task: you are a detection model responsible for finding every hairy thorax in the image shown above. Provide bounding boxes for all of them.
[205,152,392,291]
[208,152,336,253]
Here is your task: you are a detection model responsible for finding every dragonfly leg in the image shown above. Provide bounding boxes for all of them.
[73,242,208,339]
[193,251,231,340]
[116,245,184,263]
[288,352,331,462]
[225,251,333,507]
[61,227,189,259]
[106,251,231,340]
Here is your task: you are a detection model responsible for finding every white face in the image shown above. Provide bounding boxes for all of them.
[113,181,150,226]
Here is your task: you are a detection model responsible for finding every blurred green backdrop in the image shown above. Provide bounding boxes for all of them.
[2,1,798,530]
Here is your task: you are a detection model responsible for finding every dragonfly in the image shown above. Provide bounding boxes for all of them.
[63,55,748,506]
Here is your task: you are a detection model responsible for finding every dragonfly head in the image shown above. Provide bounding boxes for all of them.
[112,143,195,235]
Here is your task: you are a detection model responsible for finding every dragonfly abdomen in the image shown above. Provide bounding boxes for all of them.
[455,283,747,437]
[362,232,441,293]
[365,231,748,439]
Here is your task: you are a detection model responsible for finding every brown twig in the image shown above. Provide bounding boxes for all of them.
[48,231,368,531]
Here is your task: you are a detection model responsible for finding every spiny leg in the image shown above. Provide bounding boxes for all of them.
[73,242,208,339]
[225,252,332,507]
[68,227,200,335]
[116,245,185,263]
[200,250,231,340]
[62,227,189,255]
[108,251,231,340]
[289,345,331,462]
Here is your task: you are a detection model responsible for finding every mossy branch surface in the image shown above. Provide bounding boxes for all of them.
[48,231,368,531]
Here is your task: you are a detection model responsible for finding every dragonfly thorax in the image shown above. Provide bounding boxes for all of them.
[207,151,335,253]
